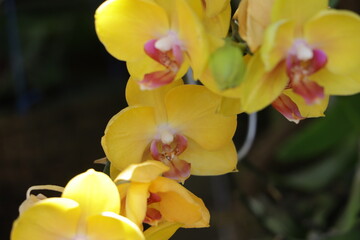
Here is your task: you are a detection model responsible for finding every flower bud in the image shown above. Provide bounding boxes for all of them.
[209,41,246,90]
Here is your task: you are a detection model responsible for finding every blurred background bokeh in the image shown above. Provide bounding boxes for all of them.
[1,0,359,239]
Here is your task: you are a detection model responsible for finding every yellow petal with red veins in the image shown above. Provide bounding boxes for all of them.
[165,85,237,150]
[282,89,329,118]
[271,0,328,33]
[11,198,80,240]
[181,139,237,176]
[149,177,209,227]
[241,53,288,113]
[144,222,183,240]
[311,68,360,96]
[95,0,169,62]
[261,20,295,71]
[124,182,150,227]
[102,106,157,170]
[86,212,145,240]
[173,0,209,79]
[62,169,120,220]
[115,160,169,183]
[304,10,360,75]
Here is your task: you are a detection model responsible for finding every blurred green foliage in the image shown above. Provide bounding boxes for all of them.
[257,94,360,239]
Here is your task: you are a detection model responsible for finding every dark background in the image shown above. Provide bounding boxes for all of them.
[1,0,360,239]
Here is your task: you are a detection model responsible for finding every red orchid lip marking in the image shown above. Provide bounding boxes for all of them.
[140,70,176,89]
[150,134,191,182]
[144,208,162,224]
[144,193,162,224]
[286,41,327,105]
[141,35,184,89]
[272,94,305,124]
[147,192,161,205]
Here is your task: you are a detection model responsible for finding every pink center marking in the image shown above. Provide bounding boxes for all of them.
[144,193,162,225]
[140,34,184,89]
[150,134,191,183]
[286,41,327,105]
[272,94,305,123]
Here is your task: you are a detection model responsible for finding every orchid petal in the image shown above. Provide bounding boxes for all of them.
[102,106,157,170]
[304,10,360,75]
[240,53,288,113]
[62,169,120,220]
[11,198,80,240]
[217,97,243,115]
[127,57,166,83]
[125,182,150,227]
[235,0,275,52]
[311,68,360,96]
[165,85,237,150]
[203,0,228,18]
[87,212,145,240]
[283,89,329,118]
[261,20,295,71]
[271,0,328,33]
[272,94,304,123]
[204,1,231,38]
[173,0,209,79]
[149,177,209,228]
[95,0,169,61]
[144,222,183,240]
[181,139,237,175]
[126,78,183,107]
[115,160,169,183]
[162,158,191,183]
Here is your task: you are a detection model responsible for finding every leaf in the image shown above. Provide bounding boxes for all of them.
[277,99,353,163]
[248,197,305,238]
[322,228,360,240]
[336,148,360,232]
[329,0,340,8]
[338,95,360,134]
[275,136,357,192]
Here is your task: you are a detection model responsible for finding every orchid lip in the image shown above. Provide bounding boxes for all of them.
[142,33,184,89]
[286,39,327,105]
[150,131,190,182]
[272,94,304,124]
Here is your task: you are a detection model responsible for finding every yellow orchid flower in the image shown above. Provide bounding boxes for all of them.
[95,0,213,89]
[115,160,210,234]
[229,0,360,122]
[11,169,144,240]
[102,78,237,182]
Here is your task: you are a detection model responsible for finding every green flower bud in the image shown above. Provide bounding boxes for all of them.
[209,41,246,91]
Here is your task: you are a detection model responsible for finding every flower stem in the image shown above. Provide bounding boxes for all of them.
[237,113,257,161]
